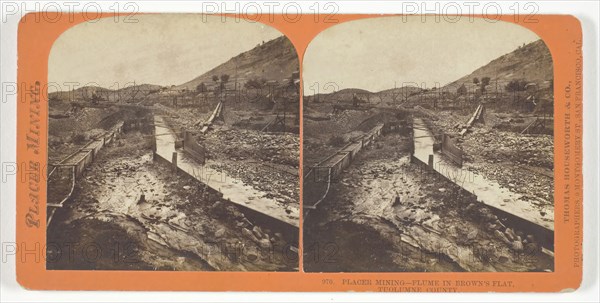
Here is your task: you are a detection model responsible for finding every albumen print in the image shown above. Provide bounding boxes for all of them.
[303,16,555,272]
[46,14,300,271]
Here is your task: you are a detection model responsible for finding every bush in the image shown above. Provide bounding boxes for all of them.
[505,79,528,92]
[328,135,345,146]
[196,83,207,93]
[244,78,263,89]
[456,84,467,96]
[72,133,86,144]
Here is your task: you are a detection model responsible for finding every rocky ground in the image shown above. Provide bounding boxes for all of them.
[204,126,299,208]
[303,103,383,168]
[304,132,553,272]
[163,100,300,212]
[428,108,554,210]
[47,128,297,271]
[153,102,217,131]
[48,107,119,163]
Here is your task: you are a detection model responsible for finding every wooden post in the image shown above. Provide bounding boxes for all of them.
[172,152,178,173]
[151,128,157,153]
[428,154,434,168]
[441,134,446,152]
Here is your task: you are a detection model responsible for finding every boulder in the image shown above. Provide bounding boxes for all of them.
[512,240,524,252]
[258,238,272,249]
[252,226,265,239]
[467,229,478,240]
[242,227,260,243]
[504,228,517,241]
[494,230,511,245]
[214,227,226,238]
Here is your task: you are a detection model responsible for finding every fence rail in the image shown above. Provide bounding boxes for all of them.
[46,122,123,227]
[303,124,385,219]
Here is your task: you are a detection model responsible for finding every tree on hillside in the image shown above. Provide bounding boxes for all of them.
[481,77,491,87]
[457,84,467,96]
[473,77,480,85]
[196,82,207,93]
[480,77,491,92]
[212,75,220,93]
[505,79,528,92]
[90,92,104,105]
[220,74,230,84]
[220,74,230,91]
[245,78,263,89]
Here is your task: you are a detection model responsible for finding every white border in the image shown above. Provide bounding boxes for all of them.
[1,1,598,302]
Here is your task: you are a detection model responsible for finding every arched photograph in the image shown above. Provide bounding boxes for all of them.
[46,14,300,271]
[302,16,554,272]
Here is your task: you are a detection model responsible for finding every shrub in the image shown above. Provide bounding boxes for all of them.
[505,79,529,92]
[328,135,345,146]
[72,133,86,144]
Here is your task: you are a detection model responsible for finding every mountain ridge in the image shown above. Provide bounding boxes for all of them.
[49,35,299,100]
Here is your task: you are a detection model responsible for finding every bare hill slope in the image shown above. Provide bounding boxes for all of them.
[177,35,299,91]
[443,39,553,93]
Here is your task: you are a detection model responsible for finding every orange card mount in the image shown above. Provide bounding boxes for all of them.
[16,13,582,292]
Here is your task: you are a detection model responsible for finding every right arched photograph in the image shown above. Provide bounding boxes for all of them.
[302,16,555,273]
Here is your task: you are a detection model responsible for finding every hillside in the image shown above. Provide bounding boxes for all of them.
[305,40,552,105]
[376,86,423,103]
[48,35,299,112]
[49,86,112,102]
[305,86,424,106]
[49,84,162,103]
[307,88,373,103]
[443,39,553,93]
[47,35,299,102]
[177,35,299,91]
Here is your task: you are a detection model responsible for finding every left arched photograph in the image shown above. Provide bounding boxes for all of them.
[46,14,300,272]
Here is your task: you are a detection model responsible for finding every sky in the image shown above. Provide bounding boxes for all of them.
[303,16,541,95]
[49,14,282,92]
